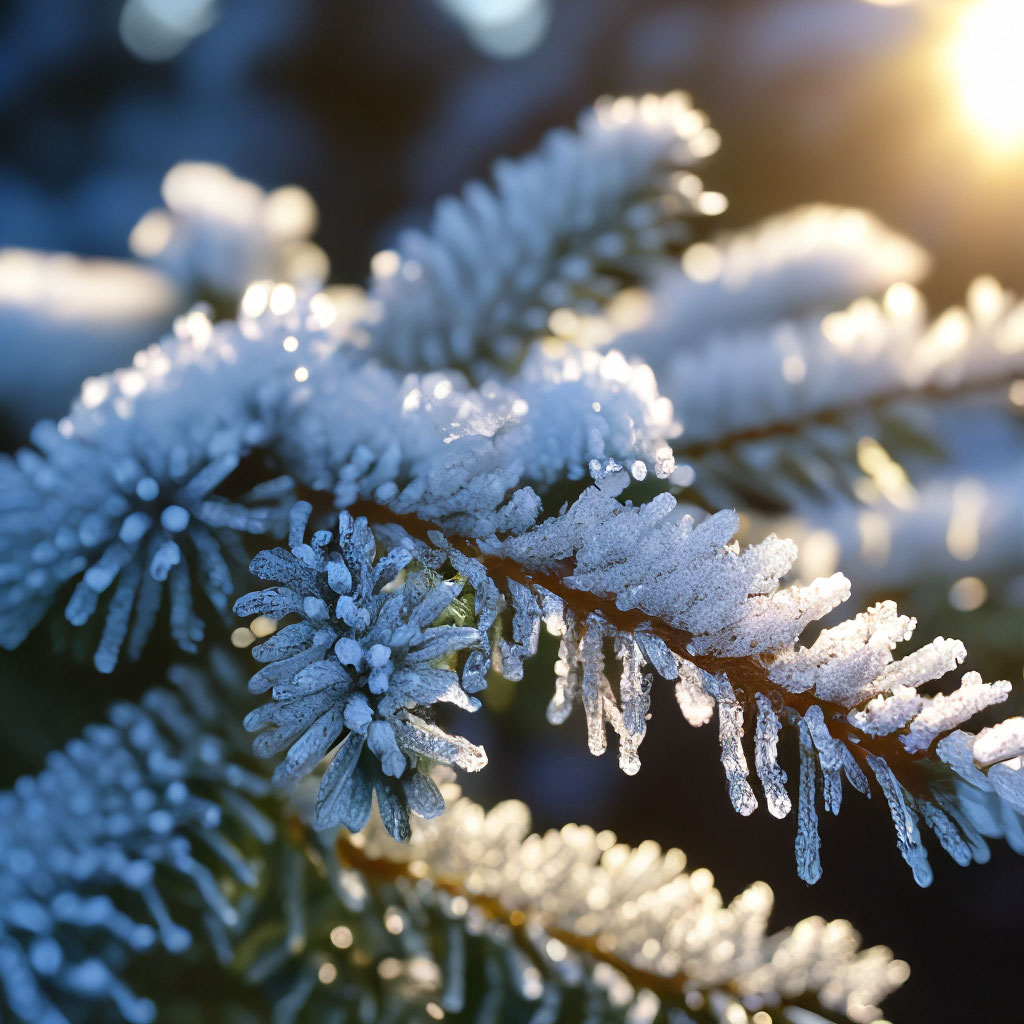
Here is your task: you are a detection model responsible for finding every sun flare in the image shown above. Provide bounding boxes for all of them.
[950,0,1024,149]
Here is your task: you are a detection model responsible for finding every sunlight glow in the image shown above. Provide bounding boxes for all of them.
[950,0,1024,149]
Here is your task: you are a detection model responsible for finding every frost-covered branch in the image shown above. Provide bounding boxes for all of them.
[359,92,721,376]
[665,276,1024,458]
[3,91,1022,902]
[612,203,929,371]
[4,272,1021,886]
[0,657,905,1024]
[334,484,1023,886]
[332,783,908,1024]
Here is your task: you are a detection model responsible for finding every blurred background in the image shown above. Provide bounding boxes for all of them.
[2,1,1022,1020]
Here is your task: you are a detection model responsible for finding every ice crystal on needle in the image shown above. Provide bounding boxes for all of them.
[235,502,486,840]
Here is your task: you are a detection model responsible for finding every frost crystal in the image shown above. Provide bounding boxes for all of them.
[753,693,790,819]
[795,715,823,884]
[502,480,847,658]
[235,502,486,840]
[866,754,932,887]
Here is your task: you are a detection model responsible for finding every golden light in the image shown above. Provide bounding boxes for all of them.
[949,0,1024,149]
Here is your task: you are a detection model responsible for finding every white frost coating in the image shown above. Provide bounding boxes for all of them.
[130,162,328,297]
[901,674,1011,754]
[362,91,716,374]
[279,337,681,538]
[769,601,914,703]
[868,638,967,704]
[355,784,907,1024]
[663,276,1024,452]
[973,718,1024,766]
[502,485,847,658]
[511,343,679,481]
[848,686,923,737]
[614,203,928,369]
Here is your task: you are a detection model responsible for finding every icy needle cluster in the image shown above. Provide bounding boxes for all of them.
[0,325,294,671]
[760,601,1013,884]
[345,783,909,1024]
[0,661,270,1024]
[360,91,721,375]
[235,502,487,841]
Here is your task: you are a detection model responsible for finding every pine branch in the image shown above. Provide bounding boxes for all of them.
[359,92,721,377]
[612,203,929,372]
[331,784,906,1024]
[339,492,1023,885]
[0,659,906,1024]
[657,278,1024,510]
